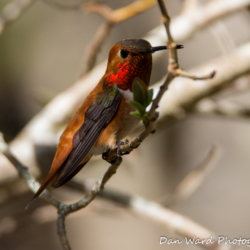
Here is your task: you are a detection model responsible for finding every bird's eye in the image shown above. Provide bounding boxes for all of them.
[119,49,129,59]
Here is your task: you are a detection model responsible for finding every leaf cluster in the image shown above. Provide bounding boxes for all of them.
[127,77,153,123]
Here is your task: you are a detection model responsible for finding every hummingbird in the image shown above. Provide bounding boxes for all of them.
[30,38,170,203]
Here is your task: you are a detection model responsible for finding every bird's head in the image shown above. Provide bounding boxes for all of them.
[105,38,167,91]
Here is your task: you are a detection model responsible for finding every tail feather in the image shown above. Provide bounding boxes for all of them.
[26,172,57,210]
[52,154,92,188]
[26,154,92,209]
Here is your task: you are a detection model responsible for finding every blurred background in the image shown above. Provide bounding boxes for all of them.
[1,0,250,249]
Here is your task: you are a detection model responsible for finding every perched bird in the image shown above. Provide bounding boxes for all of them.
[30,38,168,203]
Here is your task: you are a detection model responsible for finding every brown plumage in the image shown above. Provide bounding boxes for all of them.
[28,38,167,206]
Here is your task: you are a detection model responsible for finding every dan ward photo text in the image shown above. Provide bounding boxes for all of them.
[160,236,250,247]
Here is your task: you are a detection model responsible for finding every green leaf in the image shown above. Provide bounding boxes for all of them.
[132,77,148,107]
[127,100,145,115]
[146,89,153,107]
[131,110,149,123]
[131,110,144,120]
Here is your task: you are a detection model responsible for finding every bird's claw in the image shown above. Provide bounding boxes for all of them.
[116,141,130,156]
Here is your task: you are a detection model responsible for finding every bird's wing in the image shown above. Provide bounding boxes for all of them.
[30,86,122,202]
[52,86,122,187]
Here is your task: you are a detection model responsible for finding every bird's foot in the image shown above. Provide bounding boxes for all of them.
[116,140,130,156]
[102,151,117,164]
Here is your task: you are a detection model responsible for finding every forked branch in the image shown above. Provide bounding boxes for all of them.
[0,133,228,250]
[110,0,216,156]
[0,1,221,250]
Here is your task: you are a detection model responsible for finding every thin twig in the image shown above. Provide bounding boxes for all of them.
[157,0,174,44]
[65,183,229,250]
[157,0,215,89]
[0,133,233,250]
[61,156,122,215]
[57,212,70,250]
[0,132,61,209]
[0,133,122,249]
[175,69,216,80]
[113,0,215,156]
[103,1,180,156]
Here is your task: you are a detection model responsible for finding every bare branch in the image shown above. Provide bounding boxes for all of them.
[0,133,61,209]
[157,0,215,77]
[61,156,122,215]
[82,0,156,24]
[0,132,124,249]
[0,132,233,250]
[157,0,174,44]
[106,0,216,158]
[117,0,214,160]
[174,69,216,80]
[110,0,156,23]
[1,1,247,249]
[67,182,230,250]
[118,0,181,152]
[154,42,250,124]
[57,212,71,250]
[1,0,249,186]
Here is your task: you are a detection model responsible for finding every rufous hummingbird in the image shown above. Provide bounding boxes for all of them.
[30,38,171,203]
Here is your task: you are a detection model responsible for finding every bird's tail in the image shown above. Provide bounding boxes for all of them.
[26,153,92,209]
[25,172,57,210]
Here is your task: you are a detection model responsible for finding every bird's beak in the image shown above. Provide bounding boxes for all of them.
[149,44,184,53]
[150,46,167,52]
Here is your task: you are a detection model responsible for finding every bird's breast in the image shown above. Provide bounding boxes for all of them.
[118,88,133,101]
[115,88,140,140]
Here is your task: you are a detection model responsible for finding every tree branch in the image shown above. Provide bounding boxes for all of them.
[1,0,249,188]
[81,0,156,24]
[57,212,70,250]
[65,182,230,250]
[0,132,230,250]
[0,132,123,250]
[0,1,247,249]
